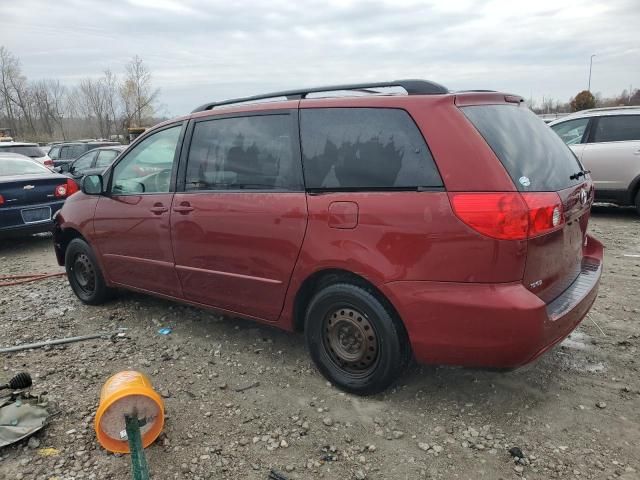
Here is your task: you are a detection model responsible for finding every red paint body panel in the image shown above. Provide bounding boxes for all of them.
[53,90,604,373]
[170,192,307,321]
[93,194,182,297]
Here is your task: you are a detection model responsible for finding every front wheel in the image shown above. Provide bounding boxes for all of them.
[65,238,113,305]
[304,283,408,395]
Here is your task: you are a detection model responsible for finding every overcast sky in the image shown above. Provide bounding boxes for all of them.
[3,0,640,116]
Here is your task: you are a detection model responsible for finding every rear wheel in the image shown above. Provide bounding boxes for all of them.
[65,238,113,305]
[304,283,408,395]
[635,190,640,216]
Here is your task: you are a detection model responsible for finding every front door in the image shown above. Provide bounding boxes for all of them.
[171,112,307,321]
[93,123,185,297]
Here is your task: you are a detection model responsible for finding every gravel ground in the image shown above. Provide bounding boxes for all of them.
[0,205,639,480]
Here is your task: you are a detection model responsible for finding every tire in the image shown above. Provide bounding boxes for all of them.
[635,190,640,216]
[65,238,113,305]
[304,283,408,395]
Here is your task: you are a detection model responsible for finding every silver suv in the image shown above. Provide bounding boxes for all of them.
[549,107,640,213]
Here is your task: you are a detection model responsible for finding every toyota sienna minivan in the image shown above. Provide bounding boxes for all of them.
[53,80,603,395]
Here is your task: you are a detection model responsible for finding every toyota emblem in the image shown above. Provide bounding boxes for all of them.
[579,188,587,205]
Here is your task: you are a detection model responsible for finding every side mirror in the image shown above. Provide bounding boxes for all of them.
[82,174,103,195]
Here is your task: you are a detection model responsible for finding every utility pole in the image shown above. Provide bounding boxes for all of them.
[588,54,596,91]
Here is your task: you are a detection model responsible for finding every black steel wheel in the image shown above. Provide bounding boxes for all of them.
[65,238,113,305]
[305,283,409,395]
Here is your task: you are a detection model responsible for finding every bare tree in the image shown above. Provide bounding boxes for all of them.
[120,55,159,128]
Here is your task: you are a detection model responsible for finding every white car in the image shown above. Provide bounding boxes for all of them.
[549,107,640,213]
[0,142,53,167]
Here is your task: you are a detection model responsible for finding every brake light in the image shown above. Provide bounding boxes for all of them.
[449,192,565,240]
[44,159,53,167]
[54,179,79,198]
[521,192,564,237]
[0,194,4,206]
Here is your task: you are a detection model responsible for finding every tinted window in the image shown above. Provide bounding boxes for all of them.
[60,144,87,160]
[112,125,181,194]
[300,108,441,189]
[186,114,301,191]
[72,151,97,171]
[550,118,590,145]
[0,158,49,176]
[95,149,120,167]
[592,115,640,142]
[462,105,584,191]
[0,145,45,158]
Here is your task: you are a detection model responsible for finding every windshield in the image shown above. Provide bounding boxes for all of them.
[0,158,50,176]
[0,145,46,158]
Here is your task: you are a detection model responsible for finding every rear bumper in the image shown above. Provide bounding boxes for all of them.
[0,200,65,238]
[381,235,604,368]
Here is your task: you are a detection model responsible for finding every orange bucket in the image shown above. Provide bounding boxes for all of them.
[94,371,164,453]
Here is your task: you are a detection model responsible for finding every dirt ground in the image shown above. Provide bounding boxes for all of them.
[0,205,639,480]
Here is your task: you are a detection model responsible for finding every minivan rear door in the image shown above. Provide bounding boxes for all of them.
[171,111,308,321]
[461,103,593,303]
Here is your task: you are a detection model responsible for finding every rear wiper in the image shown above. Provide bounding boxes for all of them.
[569,169,591,180]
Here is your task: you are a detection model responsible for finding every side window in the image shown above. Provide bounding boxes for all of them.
[49,146,60,159]
[60,146,74,160]
[593,115,640,143]
[72,151,97,171]
[185,114,301,191]
[550,118,590,145]
[111,125,182,195]
[300,108,442,189]
[95,149,119,168]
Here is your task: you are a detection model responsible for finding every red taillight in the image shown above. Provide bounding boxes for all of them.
[449,192,564,240]
[521,192,564,237]
[54,179,79,198]
[44,159,53,167]
[0,194,4,206]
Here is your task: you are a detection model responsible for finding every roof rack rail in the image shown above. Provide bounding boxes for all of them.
[192,79,448,113]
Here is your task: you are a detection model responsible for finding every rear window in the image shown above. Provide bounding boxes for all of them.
[0,145,45,158]
[462,105,584,191]
[0,158,49,176]
[592,115,640,142]
[300,108,442,190]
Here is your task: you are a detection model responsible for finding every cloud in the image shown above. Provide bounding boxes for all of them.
[2,0,639,115]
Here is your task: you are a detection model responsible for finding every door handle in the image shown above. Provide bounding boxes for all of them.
[149,203,168,215]
[173,202,194,214]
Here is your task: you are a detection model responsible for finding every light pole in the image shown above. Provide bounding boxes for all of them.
[588,54,596,91]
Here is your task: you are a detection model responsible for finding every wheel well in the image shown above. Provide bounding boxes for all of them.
[293,269,404,335]
[58,228,85,263]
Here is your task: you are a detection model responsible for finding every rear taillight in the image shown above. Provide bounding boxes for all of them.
[54,179,79,198]
[0,194,4,206]
[44,159,53,167]
[521,192,564,237]
[449,192,564,240]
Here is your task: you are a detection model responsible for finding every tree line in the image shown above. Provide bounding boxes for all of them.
[0,46,161,142]
[529,87,640,114]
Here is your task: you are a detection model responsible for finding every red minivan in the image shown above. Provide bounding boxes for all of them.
[53,80,603,395]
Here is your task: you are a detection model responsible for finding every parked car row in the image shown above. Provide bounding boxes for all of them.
[53,80,603,395]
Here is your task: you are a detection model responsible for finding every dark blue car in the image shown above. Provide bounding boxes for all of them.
[0,153,78,238]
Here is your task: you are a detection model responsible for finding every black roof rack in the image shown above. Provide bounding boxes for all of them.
[192,79,448,113]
